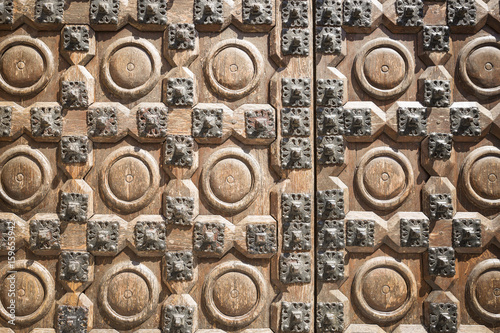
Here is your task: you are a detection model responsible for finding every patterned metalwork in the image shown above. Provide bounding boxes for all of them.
[428,246,456,277]
[400,218,429,247]
[282,193,312,223]
[346,219,375,247]
[247,224,277,254]
[279,253,312,284]
[60,136,89,163]
[317,251,344,281]
[281,108,310,136]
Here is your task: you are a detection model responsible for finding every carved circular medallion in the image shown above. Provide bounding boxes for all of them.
[354,38,414,100]
[0,146,53,211]
[0,36,55,96]
[201,148,262,214]
[204,39,264,99]
[99,262,160,328]
[101,37,161,99]
[459,36,500,97]
[461,146,500,208]
[99,146,160,214]
[466,259,500,323]
[0,260,55,326]
[352,257,417,323]
[203,261,266,328]
[355,147,414,210]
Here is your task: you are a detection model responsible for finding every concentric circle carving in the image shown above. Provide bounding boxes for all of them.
[352,257,417,323]
[466,259,500,323]
[98,261,160,328]
[204,39,264,99]
[461,146,500,209]
[0,36,55,96]
[354,38,414,100]
[458,36,500,97]
[99,146,160,214]
[201,147,262,214]
[202,261,266,328]
[355,147,414,210]
[0,260,55,326]
[0,145,52,210]
[101,37,161,99]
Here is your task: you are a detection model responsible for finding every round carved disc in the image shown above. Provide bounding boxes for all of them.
[108,156,151,202]
[470,156,500,200]
[1,45,44,88]
[212,47,254,91]
[109,46,152,90]
[362,268,408,312]
[363,156,406,201]
[475,270,500,314]
[107,272,150,317]
[209,158,253,204]
[212,272,258,317]
[1,155,42,201]
[0,272,45,317]
[466,46,500,89]
[364,48,405,90]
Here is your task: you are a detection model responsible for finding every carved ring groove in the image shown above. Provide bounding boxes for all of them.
[466,259,500,324]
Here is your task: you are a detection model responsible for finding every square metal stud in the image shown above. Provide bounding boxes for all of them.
[247,224,277,254]
[194,0,223,24]
[317,135,344,165]
[317,251,344,281]
[429,303,458,333]
[282,78,311,107]
[35,0,64,23]
[396,0,423,26]
[61,81,88,109]
[318,220,345,250]
[423,26,450,52]
[448,0,476,26]
[0,106,12,137]
[317,189,345,220]
[281,302,312,333]
[428,133,452,160]
[317,107,344,135]
[135,221,167,251]
[63,26,90,51]
[282,0,308,27]
[317,302,344,333]
[429,193,453,220]
[163,305,194,333]
[192,108,223,138]
[165,196,195,225]
[398,107,427,136]
[193,222,225,253]
[30,219,61,251]
[279,253,311,284]
[0,219,14,250]
[317,79,343,106]
[281,138,312,169]
[282,193,312,223]
[243,0,272,24]
[424,80,451,107]
[168,23,197,50]
[87,106,118,137]
[452,218,481,248]
[31,106,63,137]
[137,0,168,25]
[166,78,194,106]
[283,222,311,251]
[245,109,276,139]
[346,219,375,247]
[344,108,371,136]
[57,305,88,333]
[450,106,481,136]
[400,218,429,247]
[315,27,342,54]
[0,0,13,24]
[87,221,119,253]
[428,246,456,277]
[90,0,120,24]
[165,251,194,281]
[59,251,90,282]
[164,135,194,167]
[343,0,371,26]
[60,136,89,163]
[315,0,342,26]
[59,192,89,222]
[282,28,310,56]
[281,108,310,136]
[137,106,169,138]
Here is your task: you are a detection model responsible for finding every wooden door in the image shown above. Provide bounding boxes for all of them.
[0,0,498,332]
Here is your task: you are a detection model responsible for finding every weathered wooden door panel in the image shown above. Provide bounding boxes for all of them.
[0,0,499,332]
